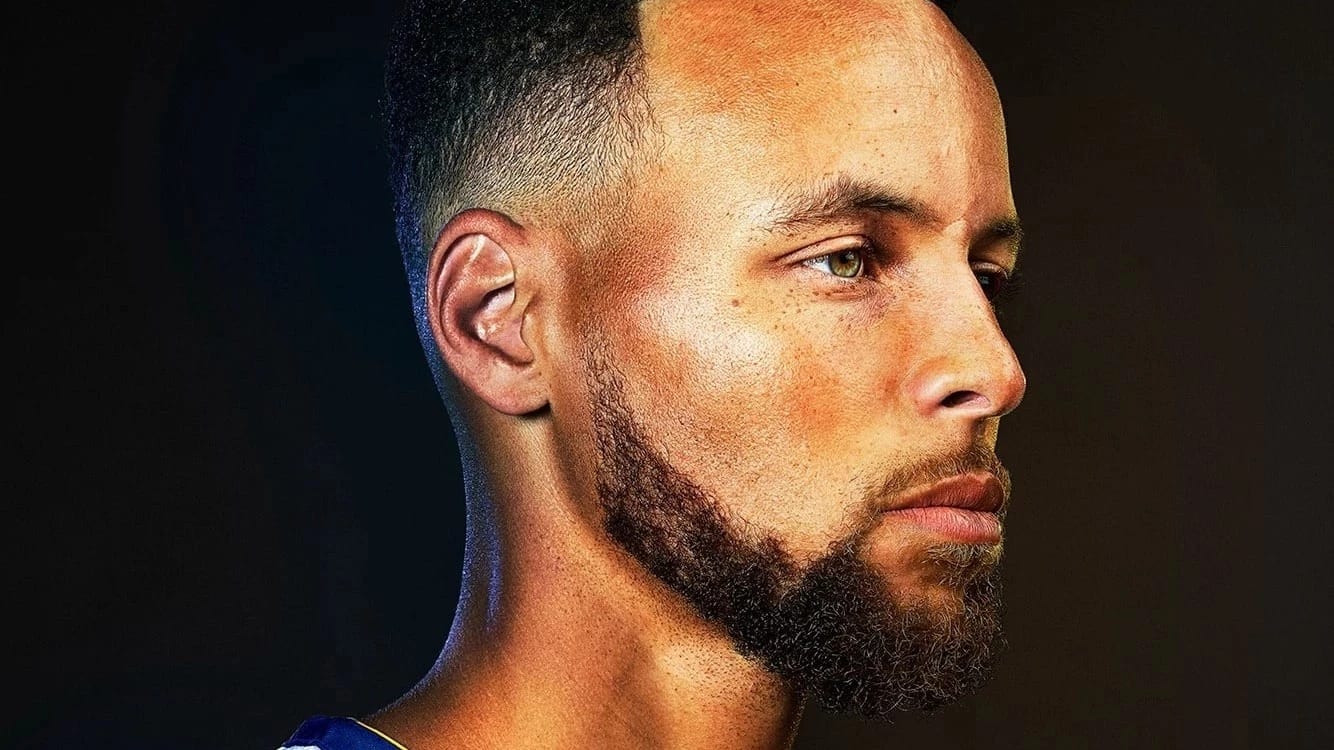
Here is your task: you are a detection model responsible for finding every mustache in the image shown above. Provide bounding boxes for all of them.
[861,442,1012,514]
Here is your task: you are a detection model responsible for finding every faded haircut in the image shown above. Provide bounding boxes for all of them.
[383,0,954,401]
[384,0,649,395]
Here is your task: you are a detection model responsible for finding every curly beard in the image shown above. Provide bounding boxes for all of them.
[585,343,1006,718]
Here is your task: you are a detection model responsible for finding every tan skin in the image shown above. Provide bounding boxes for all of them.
[368,1,1026,748]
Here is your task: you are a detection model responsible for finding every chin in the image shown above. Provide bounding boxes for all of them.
[864,538,1004,612]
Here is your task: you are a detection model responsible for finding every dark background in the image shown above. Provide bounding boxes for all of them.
[8,1,1330,747]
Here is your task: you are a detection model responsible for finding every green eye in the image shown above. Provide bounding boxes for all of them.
[830,249,864,277]
[807,248,866,278]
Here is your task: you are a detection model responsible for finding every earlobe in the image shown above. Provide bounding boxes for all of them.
[427,210,548,416]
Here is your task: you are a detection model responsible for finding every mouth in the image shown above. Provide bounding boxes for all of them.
[879,472,1005,544]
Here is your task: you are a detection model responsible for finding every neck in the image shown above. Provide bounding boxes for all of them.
[367,435,803,750]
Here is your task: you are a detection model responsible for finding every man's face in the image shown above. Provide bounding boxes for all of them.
[545,0,1026,716]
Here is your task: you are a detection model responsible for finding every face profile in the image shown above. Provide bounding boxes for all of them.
[281,1,1028,748]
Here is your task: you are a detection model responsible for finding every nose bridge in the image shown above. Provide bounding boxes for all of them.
[901,261,1026,419]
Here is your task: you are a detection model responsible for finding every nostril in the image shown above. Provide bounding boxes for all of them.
[941,391,989,409]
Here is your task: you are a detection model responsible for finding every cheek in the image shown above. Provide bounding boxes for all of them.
[611,279,893,547]
[619,283,793,449]
[625,282,877,410]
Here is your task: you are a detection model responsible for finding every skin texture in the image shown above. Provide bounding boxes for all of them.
[369,1,1025,748]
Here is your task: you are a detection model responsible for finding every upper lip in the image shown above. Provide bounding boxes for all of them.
[883,471,1003,513]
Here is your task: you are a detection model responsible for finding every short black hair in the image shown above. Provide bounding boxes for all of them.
[383,0,955,397]
[385,0,647,393]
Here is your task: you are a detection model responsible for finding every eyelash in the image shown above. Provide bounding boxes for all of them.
[803,243,1025,308]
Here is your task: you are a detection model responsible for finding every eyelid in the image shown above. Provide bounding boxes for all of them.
[970,255,1018,275]
[970,260,1010,277]
[790,236,876,266]
[784,234,875,262]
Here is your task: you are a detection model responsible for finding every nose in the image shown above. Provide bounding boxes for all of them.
[904,271,1027,421]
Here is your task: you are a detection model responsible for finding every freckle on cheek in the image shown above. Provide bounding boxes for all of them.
[730,298,740,307]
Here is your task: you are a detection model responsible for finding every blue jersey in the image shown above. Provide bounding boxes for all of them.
[279,716,407,750]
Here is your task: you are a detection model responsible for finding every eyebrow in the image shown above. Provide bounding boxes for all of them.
[979,216,1025,268]
[762,174,1025,266]
[764,175,934,233]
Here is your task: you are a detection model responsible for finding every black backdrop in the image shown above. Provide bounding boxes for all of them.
[9,1,1331,748]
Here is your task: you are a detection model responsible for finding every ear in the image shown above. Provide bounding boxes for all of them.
[426,209,547,416]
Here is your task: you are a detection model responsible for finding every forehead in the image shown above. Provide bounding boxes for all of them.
[641,0,969,104]
[633,0,1012,235]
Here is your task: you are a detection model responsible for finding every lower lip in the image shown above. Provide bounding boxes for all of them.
[881,507,1002,544]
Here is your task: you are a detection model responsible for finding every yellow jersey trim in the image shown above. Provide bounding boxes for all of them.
[353,719,411,750]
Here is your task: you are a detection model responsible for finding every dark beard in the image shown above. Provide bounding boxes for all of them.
[585,343,1006,719]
